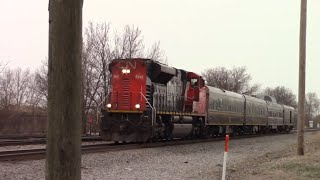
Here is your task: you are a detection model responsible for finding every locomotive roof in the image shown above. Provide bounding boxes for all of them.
[112,58,169,66]
[111,58,203,77]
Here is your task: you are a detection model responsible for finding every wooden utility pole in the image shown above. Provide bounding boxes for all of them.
[46,0,83,179]
[297,0,307,156]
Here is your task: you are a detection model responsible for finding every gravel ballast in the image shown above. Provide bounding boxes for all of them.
[0,131,318,180]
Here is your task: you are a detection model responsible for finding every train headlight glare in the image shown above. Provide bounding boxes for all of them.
[107,103,112,108]
[135,104,140,109]
[122,69,131,74]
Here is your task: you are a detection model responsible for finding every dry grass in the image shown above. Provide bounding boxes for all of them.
[271,133,320,179]
[229,132,320,180]
[256,132,320,180]
[281,162,320,179]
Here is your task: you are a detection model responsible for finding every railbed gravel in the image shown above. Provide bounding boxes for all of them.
[0,132,317,180]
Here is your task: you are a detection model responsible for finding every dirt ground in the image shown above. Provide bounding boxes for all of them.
[228,131,320,180]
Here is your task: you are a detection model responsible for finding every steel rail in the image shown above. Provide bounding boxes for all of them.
[0,143,139,161]
[0,136,102,147]
[0,129,318,161]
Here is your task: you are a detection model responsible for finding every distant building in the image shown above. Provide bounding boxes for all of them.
[309,121,313,128]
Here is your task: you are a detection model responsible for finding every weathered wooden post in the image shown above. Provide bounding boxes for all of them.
[46,0,83,179]
[297,0,307,156]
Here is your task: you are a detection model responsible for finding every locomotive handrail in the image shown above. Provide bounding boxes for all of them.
[140,91,156,128]
[152,92,193,100]
[152,93,194,113]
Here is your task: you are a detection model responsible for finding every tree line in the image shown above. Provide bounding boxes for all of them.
[0,22,166,132]
[0,22,319,129]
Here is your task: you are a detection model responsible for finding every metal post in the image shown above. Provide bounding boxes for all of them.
[222,135,229,180]
[297,0,307,156]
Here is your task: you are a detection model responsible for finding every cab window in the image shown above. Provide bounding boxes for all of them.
[191,78,198,87]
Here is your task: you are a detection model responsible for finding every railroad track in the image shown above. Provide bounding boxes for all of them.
[1,128,317,147]
[0,136,102,147]
[0,129,318,161]
[0,139,46,147]
[0,143,139,161]
[0,137,242,161]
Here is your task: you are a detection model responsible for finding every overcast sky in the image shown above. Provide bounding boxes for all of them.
[0,0,319,95]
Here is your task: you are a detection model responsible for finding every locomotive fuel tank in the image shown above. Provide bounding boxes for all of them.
[171,124,193,138]
[172,116,193,123]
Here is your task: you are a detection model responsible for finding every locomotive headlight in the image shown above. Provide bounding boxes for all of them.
[107,103,112,108]
[135,104,140,109]
[122,69,131,74]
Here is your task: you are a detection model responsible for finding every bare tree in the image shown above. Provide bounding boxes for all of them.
[243,83,261,95]
[0,66,45,112]
[82,23,112,114]
[146,41,167,64]
[124,25,144,58]
[0,61,8,74]
[0,69,15,110]
[35,61,49,106]
[263,86,297,107]
[112,25,167,64]
[202,67,229,89]
[305,92,320,122]
[202,66,260,94]
[112,25,144,59]
[82,30,106,133]
[12,68,31,109]
[25,73,44,114]
[229,66,256,93]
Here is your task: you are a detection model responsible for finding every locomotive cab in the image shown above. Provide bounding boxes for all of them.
[185,72,206,113]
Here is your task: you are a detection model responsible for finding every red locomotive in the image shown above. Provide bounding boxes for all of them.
[100,58,296,143]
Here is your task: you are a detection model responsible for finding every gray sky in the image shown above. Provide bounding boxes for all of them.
[0,0,319,95]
